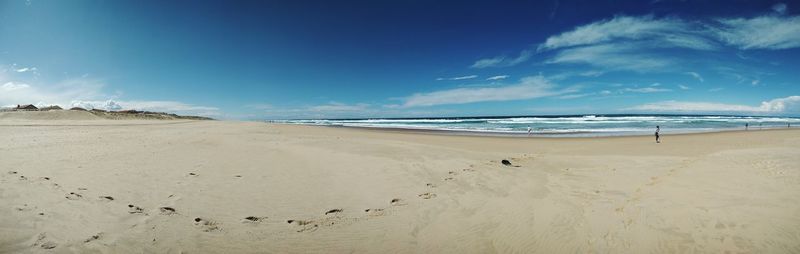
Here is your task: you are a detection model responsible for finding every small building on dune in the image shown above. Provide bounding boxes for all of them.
[15,104,38,110]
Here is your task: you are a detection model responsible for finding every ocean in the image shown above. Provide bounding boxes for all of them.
[275,115,800,137]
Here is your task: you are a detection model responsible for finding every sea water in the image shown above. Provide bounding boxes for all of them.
[276,115,800,137]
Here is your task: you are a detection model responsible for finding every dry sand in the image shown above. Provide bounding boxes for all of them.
[1,113,799,253]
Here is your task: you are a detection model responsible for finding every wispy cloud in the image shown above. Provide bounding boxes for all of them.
[622,87,672,93]
[470,50,532,68]
[678,84,691,90]
[15,67,37,73]
[486,75,509,81]
[545,43,673,72]
[626,96,800,113]
[538,15,716,51]
[685,72,704,82]
[479,11,800,75]
[401,76,575,107]
[712,15,800,50]
[708,87,724,92]
[436,75,478,81]
[772,3,787,15]
[308,102,370,112]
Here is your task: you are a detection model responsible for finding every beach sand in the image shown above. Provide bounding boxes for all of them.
[1,114,799,253]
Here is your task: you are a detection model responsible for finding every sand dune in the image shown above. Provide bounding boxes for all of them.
[0,110,103,121]
[1,120,799,253]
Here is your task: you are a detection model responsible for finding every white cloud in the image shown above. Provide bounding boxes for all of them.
[481,13,800,75]
[2,82,30,91]
[685,72,704,82]
[0,78,105,108]
[437,75,478,81]
[0,74,219,116]
[599,90,613,95]
[678,84,690,90]
[308,102,369,112]
[470,50,532,68]
[712,15,800,49]
[708,87,724,92]
[579,70,604,77]
[15,67,37,73]
[622,87,672,93]
[626,96,800,113]
[538,15,715,51]
[751,79,761,86]
[558,93,590,99]
[244,103,273,110]
[401,76,574,107]
[773,3,787,15]
[486,75,509,81]
[546,43,673,72]
[70,100,123,111]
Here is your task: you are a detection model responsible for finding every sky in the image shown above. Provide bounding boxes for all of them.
[1,0,800,119]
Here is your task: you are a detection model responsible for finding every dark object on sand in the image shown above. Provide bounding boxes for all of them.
[501,160,513,166]
[325,209,343,215]
[244,216,264,222]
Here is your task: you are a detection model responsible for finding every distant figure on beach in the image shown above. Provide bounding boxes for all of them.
[655,126,660,143]
[789,123,791,128]
[745,123,749,130]
[527,126,532,136]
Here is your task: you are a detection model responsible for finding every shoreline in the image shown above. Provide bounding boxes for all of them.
[272,122,798,139]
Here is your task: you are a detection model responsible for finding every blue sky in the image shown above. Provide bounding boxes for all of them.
[1,0,799,119]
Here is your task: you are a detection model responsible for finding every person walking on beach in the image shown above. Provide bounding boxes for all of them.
[655,126,661,143]
[746,123,749,130]
[527,126,532,136]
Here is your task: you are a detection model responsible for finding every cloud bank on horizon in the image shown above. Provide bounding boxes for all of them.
[1,1,799,119]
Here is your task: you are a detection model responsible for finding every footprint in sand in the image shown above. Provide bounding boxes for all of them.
[426,183,437,188]
[159,207,177,215]
[83,233,102,243]
[128,204,145,214]
[99,196,114,201]
[444,177,454,181]
[65,192,83,200]
[8,171,17,175]
[242,216,268,224]
[18,175,28,180]
[448,171,459,176]
[193,217,221,232]
[364,208,385,216]
[418,193,437,199]
[324,209,343,215]
[390,198,406,206]
[14,204,34,212]
[33,233,57,250]
[286,219,318,233]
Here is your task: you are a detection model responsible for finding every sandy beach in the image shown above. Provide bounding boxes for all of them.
[1,113,799,253]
